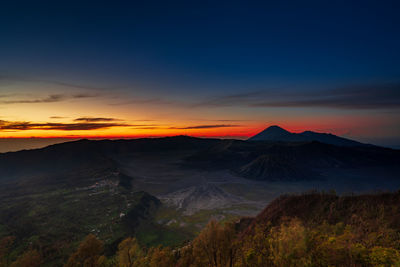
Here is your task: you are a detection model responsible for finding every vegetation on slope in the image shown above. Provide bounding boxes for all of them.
[2,191,400,266]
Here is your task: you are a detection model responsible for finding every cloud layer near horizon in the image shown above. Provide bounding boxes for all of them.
[0,93,98,104]
[0,118,241,132]
[1,74,399,110]
[0,120,129,131]
[194,84,400,110]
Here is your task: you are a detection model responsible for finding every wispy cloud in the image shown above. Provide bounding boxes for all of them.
[193,92,263,108]
[193,84,400,110]
[214,119,250,122]
[130,126,162,130]
[0,74,122,91]
[169,124,240,129]
[72,93,100,98]
[251,85,400,109]
[190,118,251,122]
[109,97,175,106]
[74,117,122,122]
[0,93,99,105]
[0,94,66,104]
[0,120,130,131]
[50,116,68,119]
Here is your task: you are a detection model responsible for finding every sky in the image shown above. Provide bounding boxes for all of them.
[0,0,399,147]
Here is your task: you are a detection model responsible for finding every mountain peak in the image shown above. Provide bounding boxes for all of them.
[249,125,296,141]
[264,125,289,133]
[249,125,367,147]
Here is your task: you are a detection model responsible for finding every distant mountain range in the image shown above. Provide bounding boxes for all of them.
[0,135,398,184]
[249,125,368,147]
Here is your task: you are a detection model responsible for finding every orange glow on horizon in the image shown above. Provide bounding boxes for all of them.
[0,115,388,140]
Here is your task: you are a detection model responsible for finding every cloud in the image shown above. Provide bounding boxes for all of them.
[193,92,263,108]
[50,116,68,119]
[74,117,122,122]
[0,94,67,104]
[251,85,400,109]
[193,84,400,110]
[72,93,100,98]
[109,97,174,106]
[191,118,251,122]
[214,119,249,122]
[0,120,130,131]
[0,74,122,91]
[0,93,99,105]
[169,124,240,129]
[130,126,162,130]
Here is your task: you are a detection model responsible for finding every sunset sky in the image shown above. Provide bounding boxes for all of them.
[1,1,399,147]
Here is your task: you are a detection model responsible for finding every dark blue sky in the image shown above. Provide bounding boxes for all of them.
[1,1,399,88]
[0,1,399,146]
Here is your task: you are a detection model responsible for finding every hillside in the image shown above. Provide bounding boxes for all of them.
[0,136,398,184]
[233,191,400,266]
[244,191,400,234]
[5,191,400,266]
[185,137,400,181]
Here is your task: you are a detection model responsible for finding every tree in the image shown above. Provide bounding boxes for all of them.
[239,224,273,267]
[268,218,311,267]
[0,236,15,267]
[369,246,400,267]
[10,249,42,267]
[116,237,145,267]
[147,246,176,267]
[65,234,104,267]
[191,220,238,267]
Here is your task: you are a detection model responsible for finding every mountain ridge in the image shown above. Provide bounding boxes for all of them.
[249,125,368,147]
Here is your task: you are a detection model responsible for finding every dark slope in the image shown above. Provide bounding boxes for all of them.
[249,125,367,147]
[0,135,398,184]
[0,186,162,265]
[238,154,316,181]
[300,130,366,147]
[0,136,219,182]
[186,139,400,181]
[243,191,400,235]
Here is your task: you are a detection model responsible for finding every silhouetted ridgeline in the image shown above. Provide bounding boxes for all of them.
[249,125,370,147]
[0,136,398,183]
